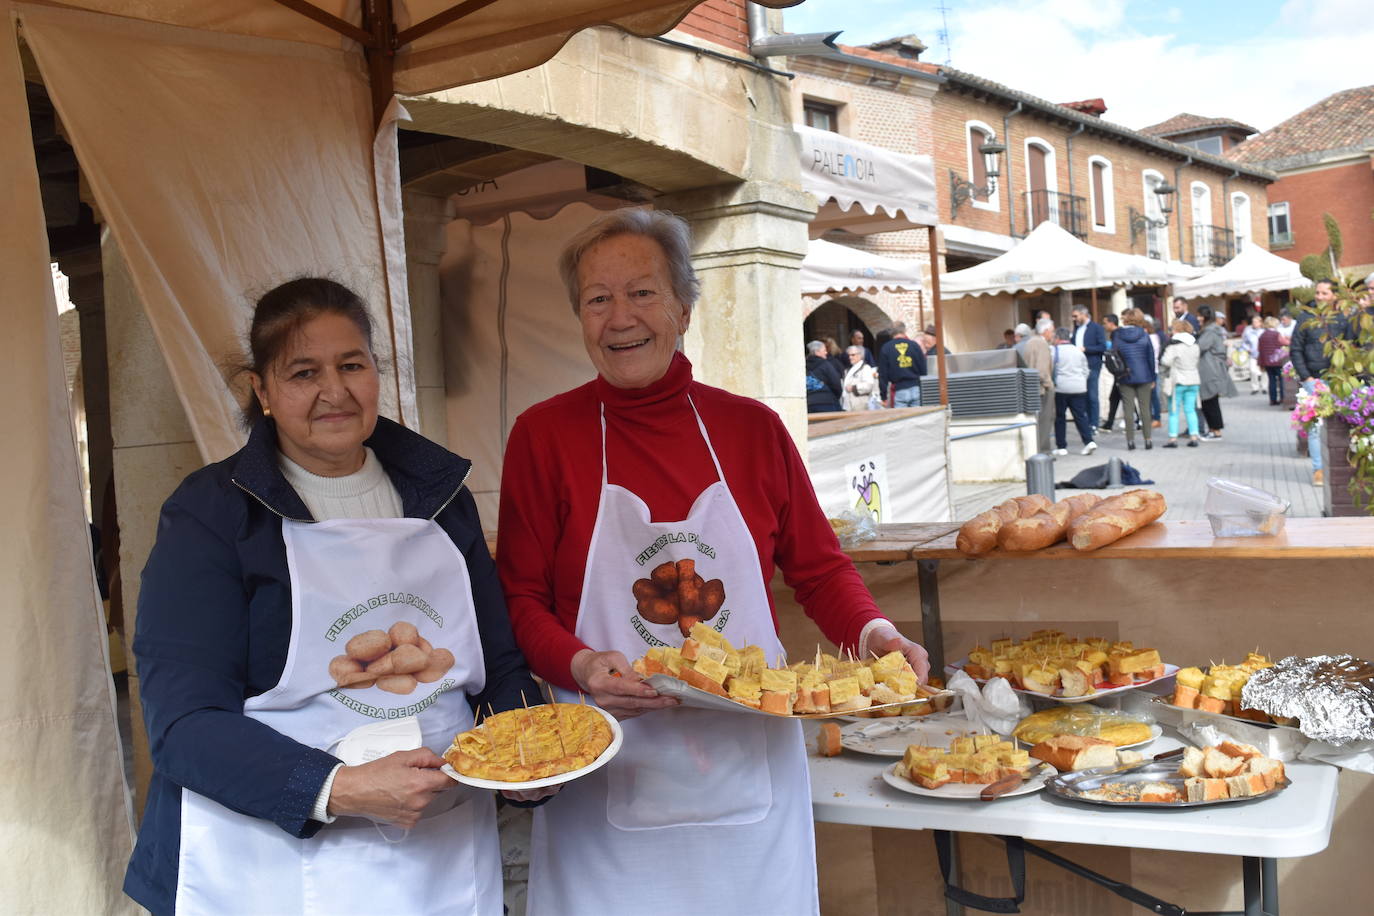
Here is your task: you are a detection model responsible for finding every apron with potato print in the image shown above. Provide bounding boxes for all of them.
[174,517,502,916]
[527,399,819,915]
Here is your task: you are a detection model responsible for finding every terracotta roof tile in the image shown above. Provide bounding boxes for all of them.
[1230,86,1374,165]
[1140,112,1258,137]
[837,42,939,74]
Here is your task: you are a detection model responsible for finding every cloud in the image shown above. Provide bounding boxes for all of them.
[786,0,1374,131]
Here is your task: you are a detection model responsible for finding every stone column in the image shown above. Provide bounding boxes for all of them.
[1111,287,1129,315]
[657,180,816,455]
[104,239,202,815]
[57,246,112,533]
[403,191,455,444]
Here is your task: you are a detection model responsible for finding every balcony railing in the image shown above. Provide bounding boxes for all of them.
[1023,189,1086,238]
[1190,224,1235,267]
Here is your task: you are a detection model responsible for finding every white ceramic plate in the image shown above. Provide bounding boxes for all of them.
[947,659,1179,703]
[881,761,1057,800]
[644,673,949,719]
[840,717,1000,757]
[440,706,623,792]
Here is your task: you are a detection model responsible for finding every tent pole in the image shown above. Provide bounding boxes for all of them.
[270,0,374,45]
[1091,286,1098,322]
[927,226,949,407]
[363,0,397,129]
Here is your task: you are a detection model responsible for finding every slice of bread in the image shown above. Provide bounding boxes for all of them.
[1178,746,1205,779]
[1140,781,1183,803]
[1203,746,1246,778]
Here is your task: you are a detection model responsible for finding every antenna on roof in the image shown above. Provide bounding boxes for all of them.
[936,0,954,65]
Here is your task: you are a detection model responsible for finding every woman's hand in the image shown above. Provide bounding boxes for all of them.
[569,648,678,720]
[867,626,932,684]
[327,748,454,828]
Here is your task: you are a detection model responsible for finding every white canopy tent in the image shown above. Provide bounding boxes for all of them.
[794,124,938,236]
[1172,244,1309,299]
[800,238,925,297]
[4,2,799,911]
[940,222,1190,298]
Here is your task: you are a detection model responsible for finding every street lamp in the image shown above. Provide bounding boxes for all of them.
[1128,181,1177,249]
[950,141,1007,219]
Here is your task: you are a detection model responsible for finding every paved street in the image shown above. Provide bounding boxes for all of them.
[952,384,1323,520]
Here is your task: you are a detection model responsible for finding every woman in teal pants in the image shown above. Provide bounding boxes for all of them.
[1160,318,1202,447]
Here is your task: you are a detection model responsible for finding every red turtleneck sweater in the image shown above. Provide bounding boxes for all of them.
[496,352,885,690]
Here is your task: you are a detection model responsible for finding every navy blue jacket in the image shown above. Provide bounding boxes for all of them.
[1289,305,1349,381]
[806,354,843,412]
[1111,325,1157,384]
[1076,320,1107,369]
[124,417,537,914]
[878,335,927,398]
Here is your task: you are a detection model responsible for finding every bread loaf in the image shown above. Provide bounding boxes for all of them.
[959,495,1060,555]
[1067,489,1166,551]
[1028,734,1119,771]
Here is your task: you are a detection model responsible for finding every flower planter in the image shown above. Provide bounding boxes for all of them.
[1322,419,1365,517]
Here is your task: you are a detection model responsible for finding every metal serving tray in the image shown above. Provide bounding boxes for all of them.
[1044,759,1290,808]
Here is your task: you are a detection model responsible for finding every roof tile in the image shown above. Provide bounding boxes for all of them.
[1231,86,1374,164]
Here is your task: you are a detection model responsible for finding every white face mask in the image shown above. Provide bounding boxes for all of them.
[333,717,426,842]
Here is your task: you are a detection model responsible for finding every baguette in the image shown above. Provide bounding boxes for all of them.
[957,495,1053,556]
[1068,489,1167,551]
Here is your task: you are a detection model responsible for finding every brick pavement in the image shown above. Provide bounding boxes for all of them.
[951,385,1323,520]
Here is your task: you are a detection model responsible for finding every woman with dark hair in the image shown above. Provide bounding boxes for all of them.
[499,209,929,915]
[1113,309,1157,450]
[1194,303,1235,439]
[1257,316,1288,404]
[124,278,540,915]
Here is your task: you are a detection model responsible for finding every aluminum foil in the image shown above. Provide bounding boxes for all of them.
[1242,655,1374,744]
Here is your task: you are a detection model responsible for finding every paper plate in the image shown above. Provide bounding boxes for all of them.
[881,761,1056,800]
[947,659,1179,703]
[440,706,623,792]
[644,673,949,719]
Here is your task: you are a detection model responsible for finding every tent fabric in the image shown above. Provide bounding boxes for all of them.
[806,410,953,523]
[795,123,938,231]
[1172,244,1309,299]
[800,237,925,297]
[440,204,605,523]
[940,221,1187,298]
[0,7,136,911]
[20,3,410,462]
[27,1,799,95]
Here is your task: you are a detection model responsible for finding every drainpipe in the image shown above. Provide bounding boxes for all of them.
[1174,154,1193,264]
[746,3,841,58]
[1003,102,1024,237]
[1065,122,1085,234]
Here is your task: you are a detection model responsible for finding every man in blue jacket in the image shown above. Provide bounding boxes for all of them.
[1071,305,1107,427]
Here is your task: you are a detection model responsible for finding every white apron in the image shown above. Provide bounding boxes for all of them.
[527,400,819,915]
[174,517,503,916]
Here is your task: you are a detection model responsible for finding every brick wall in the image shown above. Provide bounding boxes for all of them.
[678,0,749,53]
[933,90,1271,264]
[1265,158,1374,272]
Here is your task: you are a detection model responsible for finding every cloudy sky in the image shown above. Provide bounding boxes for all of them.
[781,0,1373,132]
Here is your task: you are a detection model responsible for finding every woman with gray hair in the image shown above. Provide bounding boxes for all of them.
[497,209,929,915]
[841,344,880,410]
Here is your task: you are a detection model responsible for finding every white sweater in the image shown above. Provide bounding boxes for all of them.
[278,447,403,521]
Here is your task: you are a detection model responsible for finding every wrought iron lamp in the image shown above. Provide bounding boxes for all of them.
[949,141,1006,219]
[1128,181,1177,247]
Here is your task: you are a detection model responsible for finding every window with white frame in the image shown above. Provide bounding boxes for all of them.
[965,120,999,211]
[1024,137,1058,230]
[1231,192,1251,251]
[803,99,839,133]
[1268,201,1291,247]
[1088,155,1114,233]
[1191,181,1213,265]
[1142,169,1169,260]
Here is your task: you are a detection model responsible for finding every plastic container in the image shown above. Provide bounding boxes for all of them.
[1204,477,1290,537]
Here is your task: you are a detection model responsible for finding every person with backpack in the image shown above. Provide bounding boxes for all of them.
[1112,309,1157,450]
[805,339,843,413]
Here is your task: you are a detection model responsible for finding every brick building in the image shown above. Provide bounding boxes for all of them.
[1230,85,1374,279]
[791,37,1276,351]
